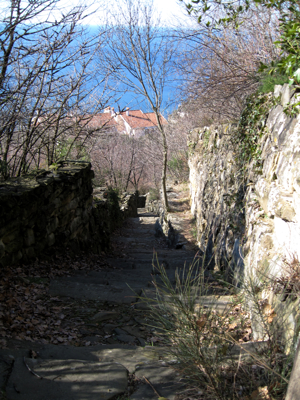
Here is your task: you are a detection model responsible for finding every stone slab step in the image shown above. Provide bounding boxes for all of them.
[51,271,152,286]
[6,358,128,400]
[117,228,155,235]
[135,290,236,313]
[0,344,163,374]
[111,252,196,266]
[126,216,158,225]
[113,237,153,244]
[194,294,236,312]
[49,280,140,304]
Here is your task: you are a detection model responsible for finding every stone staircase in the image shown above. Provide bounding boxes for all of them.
[0,209,200,400]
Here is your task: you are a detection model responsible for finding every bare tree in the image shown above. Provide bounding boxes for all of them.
[176,6,280,122]
[0,0,112,179]
[90,131,150,191]
[98,0,177,210]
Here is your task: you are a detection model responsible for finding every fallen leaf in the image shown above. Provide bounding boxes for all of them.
[196,316,207,330]
[30,350,38,359]
[228,322,237,331]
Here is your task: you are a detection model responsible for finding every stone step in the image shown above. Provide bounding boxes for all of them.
[136,290,235,313]
[2,338,269,400]
[7,358,128,400]
[49,280,140,304]
[1,205,201,399]
[48,264,203,300]
[3,344,182,400]
[107,251,197,264]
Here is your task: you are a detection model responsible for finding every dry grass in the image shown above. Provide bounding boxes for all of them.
[140,256,295,400]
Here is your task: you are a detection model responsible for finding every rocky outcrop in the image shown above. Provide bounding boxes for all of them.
[0,161,138,266]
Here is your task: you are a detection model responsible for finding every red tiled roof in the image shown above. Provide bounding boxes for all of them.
[119,110,167,129]
[66,109,168,132]
[119,110,155,129]
[83,113,119,129]
[144,112,168,126]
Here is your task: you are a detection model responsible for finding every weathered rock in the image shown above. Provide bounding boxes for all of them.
[132,363,183,400]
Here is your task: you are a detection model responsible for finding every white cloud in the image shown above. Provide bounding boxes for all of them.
[84,0,191,27]
[1,0,191,27]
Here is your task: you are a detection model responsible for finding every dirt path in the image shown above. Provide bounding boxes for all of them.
[167,182,198,252]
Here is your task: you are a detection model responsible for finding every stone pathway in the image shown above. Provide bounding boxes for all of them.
[0,190,202,400]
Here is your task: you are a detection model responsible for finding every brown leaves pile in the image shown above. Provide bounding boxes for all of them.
[0,251,107,348]
[194,303,252,344]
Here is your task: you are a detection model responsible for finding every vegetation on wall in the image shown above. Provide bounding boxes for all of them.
[234,93,276,175]
[257,69,289,94]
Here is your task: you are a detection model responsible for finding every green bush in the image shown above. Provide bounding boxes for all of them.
[234,93,278,177]
[257,69,289,94]
[148,187,160,202]
[167,152,189,181]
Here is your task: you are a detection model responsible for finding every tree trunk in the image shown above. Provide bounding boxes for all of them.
[161,144,169,211]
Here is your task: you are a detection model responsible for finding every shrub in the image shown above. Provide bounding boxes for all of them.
[148,187,160,202]
[257,69,289,94]
[167,152,189,182]
[138,255,295,399]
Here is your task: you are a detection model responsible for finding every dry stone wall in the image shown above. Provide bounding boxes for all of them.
[189,122,244,275]
[189,84,300,346]
[0,161,138,266]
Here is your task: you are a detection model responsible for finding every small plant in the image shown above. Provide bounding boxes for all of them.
[284,98,300,118]
[138,254,294,399]
[48,162,61,176]
[148,187,160,202]
[168,152,189,182]
[49,162,59,172]
[0,159,9,180]
[257,68,289,94]
[202,128,211,151]
[273,255,300,301]
[234,93,279,178]
[190,218,198,240]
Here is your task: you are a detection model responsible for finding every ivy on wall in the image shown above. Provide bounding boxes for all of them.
[233,93,277,176]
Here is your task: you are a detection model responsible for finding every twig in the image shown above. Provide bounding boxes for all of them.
[13,383,20,393]
[23,357,43,379]
[233,352,242,397]
[143,375,161,397]
[225,335,289,384]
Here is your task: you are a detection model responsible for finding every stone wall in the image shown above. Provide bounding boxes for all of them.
[189,122,244,274]
[0,161,138,266]
[188,84,300,347]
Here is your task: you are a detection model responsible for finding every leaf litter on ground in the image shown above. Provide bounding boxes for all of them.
[0,250,110,348]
